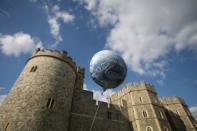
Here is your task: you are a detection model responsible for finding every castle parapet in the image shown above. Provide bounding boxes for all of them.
[159,96,187,106]
[0,48,79,131]
[110,81,156,101]
[28,48,79,74]
[77,67,85,77]
[127,81,156,92]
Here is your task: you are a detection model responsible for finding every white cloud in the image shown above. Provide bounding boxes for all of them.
[46,5,75,47]
[83,83,115,102]
[48,16,61,41]
[82,0,197,77]
[0,95,6,106]
[175,23,197,52]
[83,83,89,90]
[189,105,197,121]
[0,32,43,57]
[93,89,115,102]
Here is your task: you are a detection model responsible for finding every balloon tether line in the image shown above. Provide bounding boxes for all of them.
[89,90,105,131]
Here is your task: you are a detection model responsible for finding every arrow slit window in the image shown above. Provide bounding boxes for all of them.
[46,98,55,109]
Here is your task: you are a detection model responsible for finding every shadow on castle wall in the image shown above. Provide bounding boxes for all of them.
[165,109,187,131]
[68,89,133,131]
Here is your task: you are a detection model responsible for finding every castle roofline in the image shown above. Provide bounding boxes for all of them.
[159,96,187,106]
[77,67,85,77]
[110,81,156,100]
[26,48,83,75]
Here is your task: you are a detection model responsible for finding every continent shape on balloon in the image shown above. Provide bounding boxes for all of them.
[89,50,127,91]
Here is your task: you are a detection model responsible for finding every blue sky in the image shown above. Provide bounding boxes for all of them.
[0,0,197,118]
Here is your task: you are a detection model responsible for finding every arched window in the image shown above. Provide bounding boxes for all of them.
[164,127,168,131]
[159,111,164,119]
[146,126,153,131]
[143,111,148,118]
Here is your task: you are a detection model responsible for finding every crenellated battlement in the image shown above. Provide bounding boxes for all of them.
[32,48,69,58]
[0,48,80,130]
[1,48,196,131]
[159,96,187,106]
[110,81,156,100]
[27,48,82,74]
[72,88,123,121]
[76,89,116,110]
[77,67,85,77]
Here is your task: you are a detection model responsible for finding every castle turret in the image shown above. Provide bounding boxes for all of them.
[0,49,195,131]
[75,67,85,90]
[0,49,78,131]
[110,81,173,131]
[159,97,197,131]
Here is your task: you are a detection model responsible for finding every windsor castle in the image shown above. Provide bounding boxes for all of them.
[0,49,196,131]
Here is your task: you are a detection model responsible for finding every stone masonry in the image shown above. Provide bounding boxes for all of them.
[0,49,196,131]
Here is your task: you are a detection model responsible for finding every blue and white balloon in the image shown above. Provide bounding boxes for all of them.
[90,50,127,91]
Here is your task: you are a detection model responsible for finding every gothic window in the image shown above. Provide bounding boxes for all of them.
[30,66,37,72]
[164,127,168,131]
[146,126,153,131]
[159,111,164,119]
[107,111,112,120]
[143,111,148,118]
[46,98,55,109]
[3,122,9,131]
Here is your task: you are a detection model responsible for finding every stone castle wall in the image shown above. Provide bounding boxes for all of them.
[0,49,77,131]
[109,82,173,131]
[160,97,197,131]
[0,49,196,131]
[69,88,131,131]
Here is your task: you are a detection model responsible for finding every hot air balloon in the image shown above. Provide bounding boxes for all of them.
[89,50,127,91]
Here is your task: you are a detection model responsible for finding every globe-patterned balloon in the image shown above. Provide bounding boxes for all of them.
[90,50,127,90]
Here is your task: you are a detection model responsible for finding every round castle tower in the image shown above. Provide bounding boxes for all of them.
[0,49,79,131]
